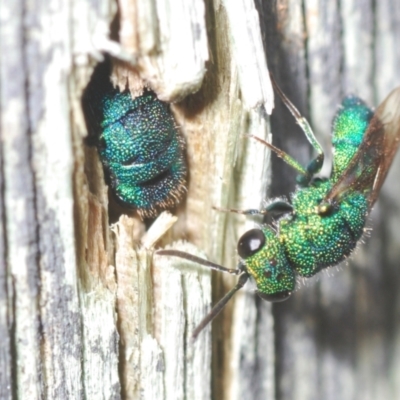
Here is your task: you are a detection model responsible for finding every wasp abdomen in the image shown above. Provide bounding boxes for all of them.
[331,96,373,181]
[83,69,186,218]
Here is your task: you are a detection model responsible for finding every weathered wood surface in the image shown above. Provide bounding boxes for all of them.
[1,0,400,399]
[260,1,400,400]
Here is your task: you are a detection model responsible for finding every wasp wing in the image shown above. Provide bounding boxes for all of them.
[324,87,400,209]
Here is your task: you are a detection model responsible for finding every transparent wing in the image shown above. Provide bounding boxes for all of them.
[324,87,400,209]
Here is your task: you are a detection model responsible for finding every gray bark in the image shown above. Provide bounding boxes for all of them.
[1,0,400,399]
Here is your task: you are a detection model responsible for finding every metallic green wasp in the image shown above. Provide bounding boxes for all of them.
[157,78,400,339]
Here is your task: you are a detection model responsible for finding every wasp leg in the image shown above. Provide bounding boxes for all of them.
[213,205,265,216]
[247,134,307,177]
[269,74,325,185]
[264,200,294,217]
[213,201,293,218]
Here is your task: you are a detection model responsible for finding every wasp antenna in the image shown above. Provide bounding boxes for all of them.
[156,249,240,275]
[191,273,249,341]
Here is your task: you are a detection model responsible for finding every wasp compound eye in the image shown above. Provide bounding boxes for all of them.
[256,290,292,302]
[237,229,266,259]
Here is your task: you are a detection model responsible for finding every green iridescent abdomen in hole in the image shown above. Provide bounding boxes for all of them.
[98,90,186,214]
[83,64,186,218]
[331,96,373,181]
[279,181,368,277]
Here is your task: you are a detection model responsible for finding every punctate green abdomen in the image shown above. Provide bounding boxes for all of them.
[279,181,368,277]
[331,96,373,182]
[83,64,187,218]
